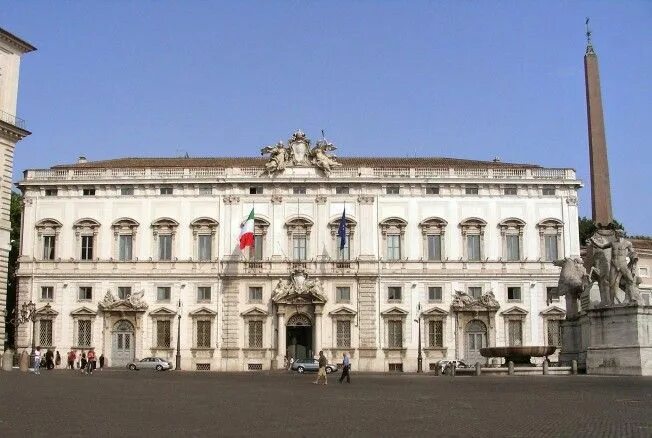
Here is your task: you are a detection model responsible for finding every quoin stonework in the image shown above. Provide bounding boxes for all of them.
[15,130,585,371]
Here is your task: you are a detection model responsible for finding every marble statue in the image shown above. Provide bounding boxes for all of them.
[260,142,288,175]
[260,130,341,176]
[552,257,590,319]
[310,140,342,176]
[589,229,640,305]
[451,290,499,311]
[272,267,327,303]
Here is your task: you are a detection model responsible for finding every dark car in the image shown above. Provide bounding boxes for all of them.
[291,358,338,374]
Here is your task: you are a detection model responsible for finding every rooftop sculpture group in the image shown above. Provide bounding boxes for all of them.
[261,130,342,176]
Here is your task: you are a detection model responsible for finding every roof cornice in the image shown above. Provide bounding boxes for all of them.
[0,28,37,53]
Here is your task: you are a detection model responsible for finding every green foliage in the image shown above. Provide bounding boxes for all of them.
[578,216,626,246]
[5,191,22,348]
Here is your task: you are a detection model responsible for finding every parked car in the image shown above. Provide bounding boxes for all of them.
[127,357,172,371]
[436,360,470,373]
[291,358,338,374]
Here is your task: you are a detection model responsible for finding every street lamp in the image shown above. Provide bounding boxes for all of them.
[176,299,182,370]
[415,302,423,373]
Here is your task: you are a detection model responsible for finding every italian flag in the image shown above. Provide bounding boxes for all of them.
[239,208,255,250]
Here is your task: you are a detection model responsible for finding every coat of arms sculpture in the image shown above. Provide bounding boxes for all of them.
[261,130,342,176]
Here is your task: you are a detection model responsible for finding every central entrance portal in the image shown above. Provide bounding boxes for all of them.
[286,313,313,360]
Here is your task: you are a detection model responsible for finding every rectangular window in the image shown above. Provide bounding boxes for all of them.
[82,188,96,196]
[78,286,92,301]
[388,320,403,348]
[119,235,133,261]
[41,286,54,301]
[544,235,558,261]
[43,235,56,260]
[248,286,263,302]
[336,320,351,348]
[427,235,442,261]
[336,287,351,303]
[639,267,649,277]
[507,286,522,301]
[249,186,263,195]
[81,235,94,260]
[428,286,442,301]
[465,185,479,195]
[547,320,561,347]
[292,235,307,260]
[547,286,560,302]
[468,287,482,299]
[159,235,172,260]
[248,320,263,348]
[120,187,134,196]
[292,186,306,195]
[338,235,350,260]
[467,235,481,261]
[386,185,400,195]
[156,320,171,348]
[198,235,212,261]
[39,319,53,346]
[196,321,211,347]
[506,235,520,261]
[504,186,517,195]
[387,235,401,260]
[198,185,212,195]
[117,286,132,300]
[160,187,173,195]
[157,286,171,302]
[44,188,58,196]
[252,235,263,261]
[77,320,92,347]
[197,286,211,302]
[335,186,350,195]
[426,185,440,195]
[428,320,443,347]
[508,320,523,346]
[542,187,556,196]
[388,286,402,301]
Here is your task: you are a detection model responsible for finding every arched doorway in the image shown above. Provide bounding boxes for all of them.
[286,313,312,360]
[465,320,487,364]
[112,320,135,367]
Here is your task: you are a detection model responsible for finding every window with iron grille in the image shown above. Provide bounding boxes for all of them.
[428,320,443,347]
[248,320,263,348]
[508,320,523,346]
[81,235,94,260]
[428,286,442,302]
[41,286,54,301]
[43,235,56,260]
[336,320,351,348]
[197,286,211,302]
[156,320,171,348]
[39,319,53,346]
[157,287,171,302]
[336,287,350,303]
[78,286,92,301]
[248,363,263,370]
[198,235,212,261]
[507,287,522,301]
[388,320,403,348]
[158,235,172,260]
[77,320,92,347]
[117,286,132,299]
[119,235,133,261]
[248,286,263,302]
[547,320,561,346]
[196,320,211,347]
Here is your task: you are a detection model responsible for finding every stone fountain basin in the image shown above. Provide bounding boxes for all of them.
[480,346,557,366]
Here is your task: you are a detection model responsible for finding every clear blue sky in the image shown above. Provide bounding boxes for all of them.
[3,1,651,235]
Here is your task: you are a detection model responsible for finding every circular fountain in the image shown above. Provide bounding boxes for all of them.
[480,346,557,366]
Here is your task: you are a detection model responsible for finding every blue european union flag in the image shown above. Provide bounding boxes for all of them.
[337,208,346,250]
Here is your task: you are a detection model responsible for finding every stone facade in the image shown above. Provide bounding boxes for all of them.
[15,132,581,371]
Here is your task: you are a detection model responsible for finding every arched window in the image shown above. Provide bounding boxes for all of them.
[379,217,408,261]
[328,215,357,260]
[112,218,139,261]
[151,218,179,261]
[537,218,563,261]
[419,217,447,261]
[498,218,526,261]
[190,218,218,261]
[35,219,62,260]
[73,218,101,261]
[285,217,313,261]
[459,218,487,261]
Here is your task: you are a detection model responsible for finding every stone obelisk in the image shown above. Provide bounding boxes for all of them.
[584,22,613,226]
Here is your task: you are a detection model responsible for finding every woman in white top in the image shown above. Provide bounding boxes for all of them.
[33,347,41,375]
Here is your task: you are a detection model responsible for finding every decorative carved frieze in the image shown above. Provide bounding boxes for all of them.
[271,194,283,204]
[451,290,499,312]
[315,195,327,204]
[357,195,374,204]
[260,130,342,176]
[223,195,240,205]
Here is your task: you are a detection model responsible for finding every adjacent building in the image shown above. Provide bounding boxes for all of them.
[15,130,581,371]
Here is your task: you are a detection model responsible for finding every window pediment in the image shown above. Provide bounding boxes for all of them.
[152,217,179,235]
[500,306,528,317]
[240,307,268,317]
[189,307,217,317]
[36,218,63,234]
[149,307,177,317]
[328,216,357,236]
[498,217,526,233]
[537,218,563,234]
[36,304,58,317]
[379,217,407,236]
[540,306,566,317]
[419,217,447,235]
[328,306,357,317]
[459,217,487,234]
[381,307,408,317]
[70,306,97,317]
[112,217,139,235]
[190,217,219,234]
[422,306,448,317]
[285,216,313,234]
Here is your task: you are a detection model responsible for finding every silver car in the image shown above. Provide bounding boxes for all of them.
[127,357,172,371]
[291,358,338,374]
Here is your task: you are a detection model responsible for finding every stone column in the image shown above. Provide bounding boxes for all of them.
[357,196,375,260]
[277,309,286,366]
[271,195,284,260]
[314,306,323,353]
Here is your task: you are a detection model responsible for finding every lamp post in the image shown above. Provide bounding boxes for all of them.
[415,302,423,373]
[176,299,182,370]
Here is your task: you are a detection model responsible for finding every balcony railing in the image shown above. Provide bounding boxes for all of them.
[0,109,26,130]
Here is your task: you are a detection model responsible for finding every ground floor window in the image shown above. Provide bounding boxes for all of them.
[428,320,443,347]
[248,320,263,348]
[387,320,403,348]
[39,319,53,346]
[196,320,211,348]
[507,320,523,346]
[547,319,561,347]
[77,319,92,347]
[156,320,171,348]
[336,320,351,348]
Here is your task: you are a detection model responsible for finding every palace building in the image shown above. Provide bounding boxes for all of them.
[15,130,581,371]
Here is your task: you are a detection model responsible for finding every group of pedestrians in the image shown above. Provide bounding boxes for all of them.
[313,351,351,385]
[32,347,105,374]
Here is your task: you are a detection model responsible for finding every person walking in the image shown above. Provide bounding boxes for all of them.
[99,353,105,370]
[313,351,328,385]
[55,351,61,369]
[45,349,54,370]
[339,353,351,384]
[33,347,42,375]
[80,352,87,374]
[87,349,96,375]
[67,350,76,370]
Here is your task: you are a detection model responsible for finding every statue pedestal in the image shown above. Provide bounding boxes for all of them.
[559,317,588,371]
[585,305,652,376]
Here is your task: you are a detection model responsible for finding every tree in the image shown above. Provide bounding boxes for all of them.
[578,216,625,246]
[5,191,21,349]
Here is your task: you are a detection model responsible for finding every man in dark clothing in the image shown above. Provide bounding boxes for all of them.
[45,349,54,370]
[339,353,351,384]
[313,351,328,385]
